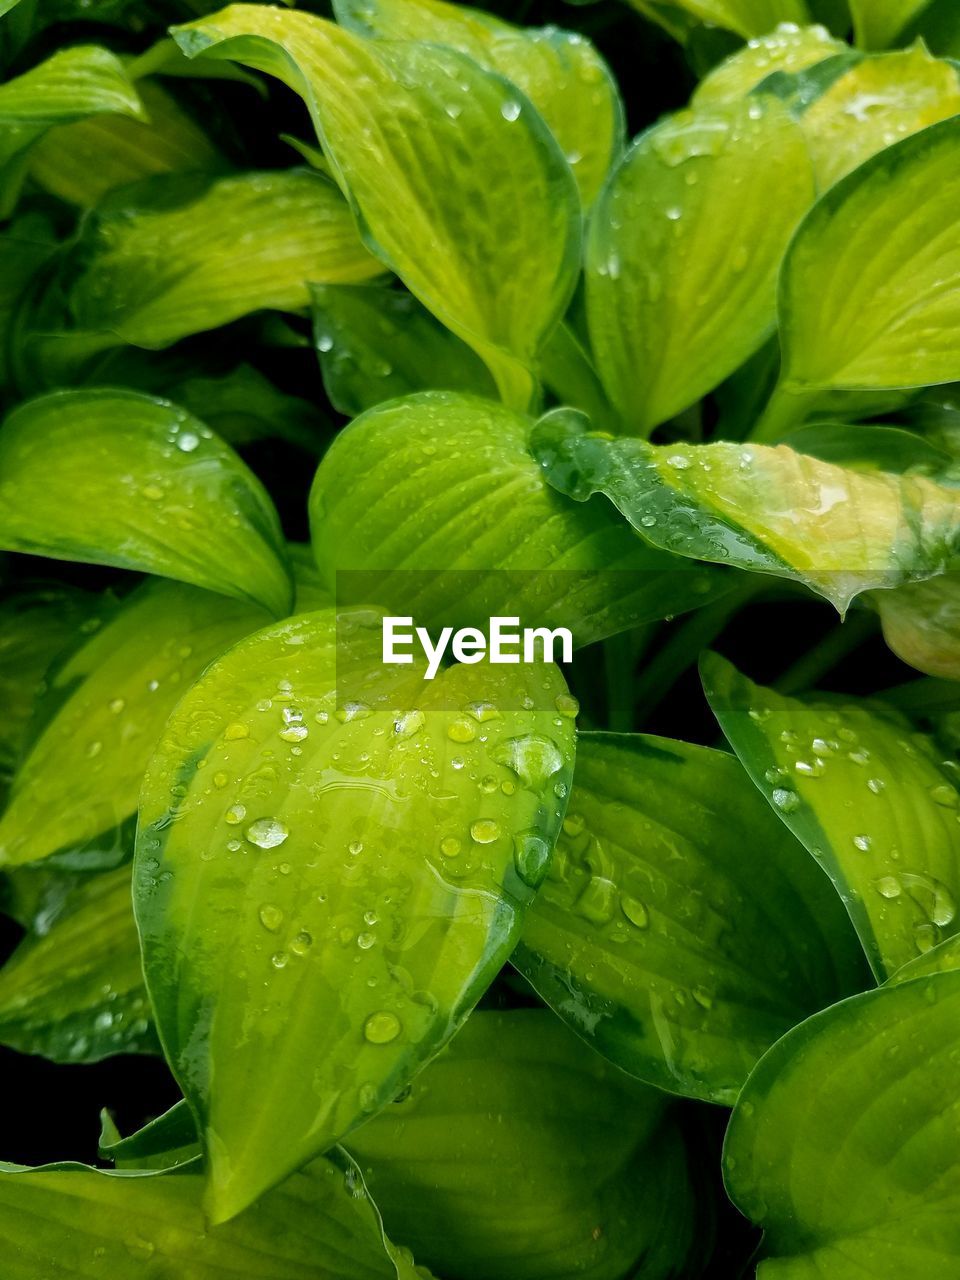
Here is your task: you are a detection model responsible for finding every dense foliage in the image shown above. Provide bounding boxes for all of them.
[1,0,959,1275]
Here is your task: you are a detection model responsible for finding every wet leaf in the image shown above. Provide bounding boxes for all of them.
[534,410,960,612]
[693,23,846,104]
[703,652,960,979]
[587,96,814,434]
[99,1101,200,1172]
[725,970,960,1279]
[631,0,810,39]
[309,393,727,645]
[348,1008,698,1280]
[134,605,576,1222]
[0,390,292,616]
[514,733,866,1103]
[172,5,580,410]
[335,0,623,206]
[874,571,960,680]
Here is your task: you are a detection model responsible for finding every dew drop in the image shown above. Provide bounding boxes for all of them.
[364,1011,401,1044]
[246,817,289,849]
[470,819,501,844]
[620,896,649,929]
[500,99,521,121]
[555,693,579,719]
[513,831,551,888]
[772,788,800,813]
[224,722,249,741]
[259,903,283,932]
[447,718,476,743]
[440,835,461,858]
[852,834,872,852]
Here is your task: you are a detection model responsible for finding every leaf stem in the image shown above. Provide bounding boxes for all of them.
[749,381,812,444]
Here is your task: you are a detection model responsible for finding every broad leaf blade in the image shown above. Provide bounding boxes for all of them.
[172,5,581,410]
[134,606,576,1222]
[533,412,960,611]
[874,571,960,679]
[693,24,846,104]
[725,971,960,1279]
[0,390,292,616]
[850,0,930,47]
[703,652,960,979]
[630,0,810,39]
[514,733,866,1103]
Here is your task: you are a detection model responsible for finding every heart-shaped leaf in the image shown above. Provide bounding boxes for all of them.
[309,393,727,644]
[778,116,960,395]
[347,1008,698,1280]
[172,5,581,410]
[0,45,143,216]
[514,733,866,1103]
[0,864,155,1063]
[874,571,960,679]
[725,970,960,1279]
[0,390,293,615]
[533,411,960,611]
[849,0,930,47]
[693,24,846,104]
[134,605,576,1222]
[703,652,960,979]
[334,0,623,207]
[587,96,814,434]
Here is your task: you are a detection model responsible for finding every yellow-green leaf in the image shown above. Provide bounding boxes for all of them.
[850,0,931,47]
[875,571,960,679]
[693,22,846,104]
[631,0,810,39]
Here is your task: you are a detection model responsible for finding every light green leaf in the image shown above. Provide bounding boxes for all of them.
[66,169,380,350]
[724,971,960,1279]
[533,412,960,611]
[0,864,155,1063]
[0,45,143,216]
[630,0,810,39]
[0,578,270,868]
[312,284,495,418]
[0,1149,424,1279]
[172,5,581,410]
[309,393,727,646]
[875,571,960,679]
[703,652,960,979]
[693,23,846,104]
[334,0,623,207]
[348,1008,697,1280]
[514,733,866,1104]
[134,605,576,1222]
[0,390,293,616]
[779,116,960,394]
[782,420,953,472]
[100,1101,200,1172]
[850,0,931,47]
[587,96,815,434]
[29,79,223,207]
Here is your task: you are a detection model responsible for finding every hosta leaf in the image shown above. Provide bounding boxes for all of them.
[168,365,328,452]
[29,79,222,207]
[0,578,270,868]
[794,45,960,188]
[100,1101,200,1172]
[0,390,292,616]
[632,0,810,39]
[783,420,953,472]
[703,652,960,979]
[335,0,623,207]
[779,116,960,394]
[587,96,815,434]
[134,606,576,1222]
[533,412,960,611]
[309,393,726,645]
[874,571,960,679]
[849,0,930,47]
[0,865,155,1063]
[693,23,846,104]
[172,5,580,410]
[888,929,960,981]
[514,734,865,1104]
[67,169,380,350]
[348,1009,697,1280]
[0,212,57,388]
[0,1149,424,1278]
[725,971,960,1279]
[311,284,495,418]
[0,45,143,216]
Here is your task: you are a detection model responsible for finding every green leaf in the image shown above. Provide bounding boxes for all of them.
[28,79,223,207]
[0,1149,424,1278]
[533,411,960,611]
[65,169,381,351]
[724,970,960,1279]
[172,5,581,410]
[347,1008,698,1280]
[779,116,960,394]
[587,96,815,434]
[850,0,930,47]
[0,578,271,868]
[334,0,623,207]
[0,389,293,616]
[874,571,960,679]
[134,605,576,1222]
[0,45,143,216]
[0,211,57,388]
[0,864,155,1063]
[782,420,953,473]
[100,1101,200,1172]
[309,393,727,646]
[168,364,328,452]
[514,733,865,1103]
[312,284,495,418]
[693,23,846,104]
[702,652,960,979]
[632,0,810,39]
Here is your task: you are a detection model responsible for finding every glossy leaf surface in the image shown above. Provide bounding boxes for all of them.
[703,652,960,979]
[0,390,292,615]
[631,0,809,38]
[875,572,960,680]
[693,23,846,104]
[135,606,576,1222]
